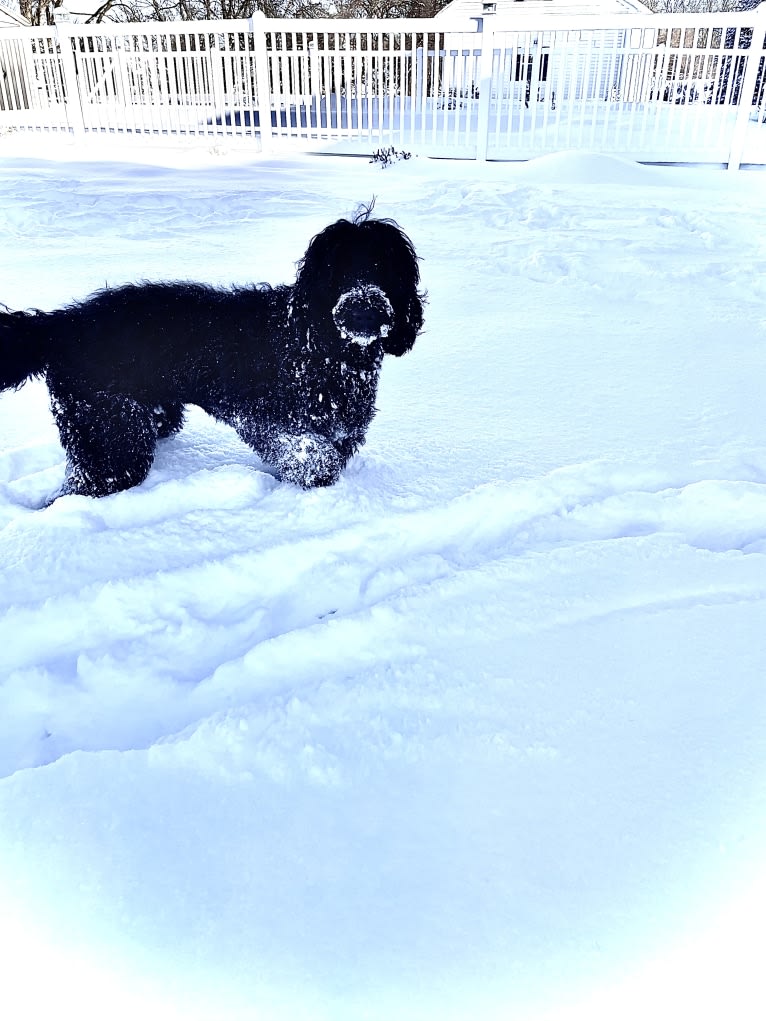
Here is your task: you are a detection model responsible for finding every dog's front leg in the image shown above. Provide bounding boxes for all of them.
[332,434,364,469]
[232,418,341,489]
[272,432,342,489]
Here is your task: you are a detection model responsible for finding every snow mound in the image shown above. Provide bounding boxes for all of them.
[515,150,659,186]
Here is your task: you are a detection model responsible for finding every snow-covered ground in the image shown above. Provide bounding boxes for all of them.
[1,136,765,1021]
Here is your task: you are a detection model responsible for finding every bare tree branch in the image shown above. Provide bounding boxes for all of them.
[106,0,451,21]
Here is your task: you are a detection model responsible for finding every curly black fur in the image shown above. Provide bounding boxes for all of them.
[0,211,424,499]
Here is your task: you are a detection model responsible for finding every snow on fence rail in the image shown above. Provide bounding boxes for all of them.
[1,11,765,167]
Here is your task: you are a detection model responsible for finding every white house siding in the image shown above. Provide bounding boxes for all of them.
[435,0,649,19]
[437,0,650,106]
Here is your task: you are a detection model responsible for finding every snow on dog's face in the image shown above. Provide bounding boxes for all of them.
[332,285,394,347]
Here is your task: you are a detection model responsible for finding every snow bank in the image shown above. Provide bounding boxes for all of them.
[1,143,765,1021]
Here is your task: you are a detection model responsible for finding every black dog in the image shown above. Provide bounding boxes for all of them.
[0,209,424,499]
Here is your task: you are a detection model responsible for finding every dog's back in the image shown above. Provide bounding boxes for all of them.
[2,282,275,401]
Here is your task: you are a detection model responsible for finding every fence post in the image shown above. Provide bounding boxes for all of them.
[56,23,85,138]
[474,15,494,162]
[727,7,766,171]
[249,12,273,153]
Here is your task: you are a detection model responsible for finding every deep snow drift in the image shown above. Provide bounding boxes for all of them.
[1,138,765,1021]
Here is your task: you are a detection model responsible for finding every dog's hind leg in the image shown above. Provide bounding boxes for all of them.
[50,392,159,498]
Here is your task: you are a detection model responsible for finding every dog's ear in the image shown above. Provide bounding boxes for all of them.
[292,219,356,324]
[382,291,425,357]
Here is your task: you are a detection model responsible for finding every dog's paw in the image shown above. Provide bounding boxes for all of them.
[275,433,342,489]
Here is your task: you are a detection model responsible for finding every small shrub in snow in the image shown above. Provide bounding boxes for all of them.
[370,147,412,169]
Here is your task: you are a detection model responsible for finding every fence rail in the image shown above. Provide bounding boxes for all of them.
[2,11,766,167]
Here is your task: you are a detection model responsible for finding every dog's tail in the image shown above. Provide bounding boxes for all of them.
[0,305,48,391]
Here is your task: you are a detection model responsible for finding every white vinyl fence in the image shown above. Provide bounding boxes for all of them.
[1,11,766,167]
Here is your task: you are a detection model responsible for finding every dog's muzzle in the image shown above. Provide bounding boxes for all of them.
[332,285,394,347]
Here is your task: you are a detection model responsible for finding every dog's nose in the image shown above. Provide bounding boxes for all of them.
[332,285,393,343]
